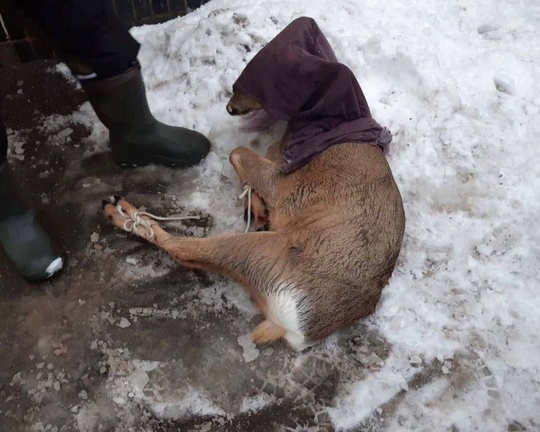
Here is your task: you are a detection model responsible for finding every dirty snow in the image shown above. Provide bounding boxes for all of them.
[6,128,26,160]
[5,0,540,430]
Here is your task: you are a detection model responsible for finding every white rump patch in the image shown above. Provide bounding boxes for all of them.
[267,283,310,351]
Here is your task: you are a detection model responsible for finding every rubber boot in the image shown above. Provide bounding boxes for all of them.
[80,66,211,168]
[0,163,63,282]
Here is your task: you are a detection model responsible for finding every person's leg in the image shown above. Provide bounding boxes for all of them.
[0,112,22,221]
[19,0,140,79]
[0,111,6,173]
[0,102,63,282]
[22,0,211,168]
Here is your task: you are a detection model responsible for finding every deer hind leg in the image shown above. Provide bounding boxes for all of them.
[252,319,286,344]
[102,195,173,247]
[102,195,273,273]
[103,196,307,348]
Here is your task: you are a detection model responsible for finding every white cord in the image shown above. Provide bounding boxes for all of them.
[238,184,252,233]
[116,205,200,240]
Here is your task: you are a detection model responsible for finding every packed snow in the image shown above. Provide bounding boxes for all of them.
[13,0,540,430]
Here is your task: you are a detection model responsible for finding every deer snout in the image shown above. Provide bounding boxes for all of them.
[226,92,264,116]
[226,102,240,116]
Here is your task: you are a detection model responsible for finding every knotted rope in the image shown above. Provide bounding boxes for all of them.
[238,184,253,233]
[115,204,200,240]
[115,184,253,239]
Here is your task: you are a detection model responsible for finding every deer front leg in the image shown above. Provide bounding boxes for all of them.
[243,192,270,231]
[229,146,288,211]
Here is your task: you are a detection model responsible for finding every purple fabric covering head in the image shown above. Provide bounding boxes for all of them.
[233,17,392,174]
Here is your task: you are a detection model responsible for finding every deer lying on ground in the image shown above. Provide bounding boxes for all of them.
[103,94,405,351]
[103,17,405,351]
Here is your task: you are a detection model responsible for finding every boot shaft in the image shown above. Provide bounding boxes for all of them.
[80,66,155,131]
[80,66,210,168]
[0,117,7,167]
[0,163,27,221]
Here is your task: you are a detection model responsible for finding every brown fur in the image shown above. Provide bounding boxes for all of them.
[103,92,405,350]
[252,320,287,344]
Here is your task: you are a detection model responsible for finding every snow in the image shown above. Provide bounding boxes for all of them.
[117,317,131,328]
[237,333,260,362]
[26,0,539,429]
[6,128,26,160]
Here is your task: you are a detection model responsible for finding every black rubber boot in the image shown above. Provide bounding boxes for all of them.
[0,164,63,282]
[80,66,211,168]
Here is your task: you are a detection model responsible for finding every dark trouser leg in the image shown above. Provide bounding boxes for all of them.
[0,98,6,167]
[18,0,211,168]
[0,127,5,166]
[19,0,140,79]
[0,115,7,169]
[0,99,25,221]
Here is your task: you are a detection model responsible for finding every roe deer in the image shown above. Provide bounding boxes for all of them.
[103,92,405,351]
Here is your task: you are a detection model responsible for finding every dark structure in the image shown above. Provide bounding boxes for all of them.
[0,0,209,64]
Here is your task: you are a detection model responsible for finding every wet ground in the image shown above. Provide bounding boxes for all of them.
[0,60,512,432]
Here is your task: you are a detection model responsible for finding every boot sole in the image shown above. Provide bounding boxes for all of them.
[114,152,207,169]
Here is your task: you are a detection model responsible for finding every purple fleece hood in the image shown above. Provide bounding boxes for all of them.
[232,17,392,174]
